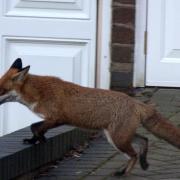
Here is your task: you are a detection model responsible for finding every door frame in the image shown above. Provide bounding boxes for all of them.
[133,0,147,87]
[96,0,112,89]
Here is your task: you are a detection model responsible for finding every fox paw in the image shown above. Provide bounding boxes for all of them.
[23,138,38,145]
[112,168,126,177]
[140,160,149,170]
[23,135,47,145]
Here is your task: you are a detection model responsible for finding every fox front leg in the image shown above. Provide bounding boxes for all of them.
[23,120,64,145]
[23,121,47,144]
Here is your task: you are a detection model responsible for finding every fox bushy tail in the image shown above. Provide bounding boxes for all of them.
[142,112,180,149]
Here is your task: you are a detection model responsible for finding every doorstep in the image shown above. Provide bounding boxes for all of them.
[0,125,90,180]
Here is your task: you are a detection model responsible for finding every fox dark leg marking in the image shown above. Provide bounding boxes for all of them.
[132,134,149,170]
[23,121,46,144]
[23,121,64,144]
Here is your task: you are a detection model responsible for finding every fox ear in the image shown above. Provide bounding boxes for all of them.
[10,58,22,71]
[12,65,30,82]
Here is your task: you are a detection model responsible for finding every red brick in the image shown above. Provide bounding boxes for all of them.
[111,62,133,73]
[111,44,134,63]
[113,6,135,25]
[113,0,135,5]
[111,72,133,88]
[112,25,134,44]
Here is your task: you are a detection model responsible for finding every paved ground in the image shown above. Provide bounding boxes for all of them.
[36,89,180,180]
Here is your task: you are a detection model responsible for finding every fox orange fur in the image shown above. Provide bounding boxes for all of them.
[0,58,180,176]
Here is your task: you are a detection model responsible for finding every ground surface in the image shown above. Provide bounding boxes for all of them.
[36,89,180,180]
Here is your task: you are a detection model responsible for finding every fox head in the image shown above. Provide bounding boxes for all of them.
[0,58,30,105]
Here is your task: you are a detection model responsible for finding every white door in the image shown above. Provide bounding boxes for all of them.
[146,0,180,87]
[0,0,97,135]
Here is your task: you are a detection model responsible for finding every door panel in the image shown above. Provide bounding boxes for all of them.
[5,0,91,19]
[0,0,97,135]
[146,0,180,86]
[4,37,90,85]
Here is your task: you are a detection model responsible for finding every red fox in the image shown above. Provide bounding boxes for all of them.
[0,58,180,176]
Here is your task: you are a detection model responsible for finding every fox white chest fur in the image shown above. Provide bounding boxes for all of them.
[19,99,45,119]
[7,89,45,119]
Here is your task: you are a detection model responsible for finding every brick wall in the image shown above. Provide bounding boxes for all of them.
[111,0,136,90]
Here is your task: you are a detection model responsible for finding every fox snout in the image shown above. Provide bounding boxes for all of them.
[0,90,19,105]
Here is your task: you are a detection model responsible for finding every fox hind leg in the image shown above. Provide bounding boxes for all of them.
[104,129,138,176]
[113,145,138,176]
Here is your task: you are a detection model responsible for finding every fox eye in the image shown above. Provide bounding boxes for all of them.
[0,88,7,96]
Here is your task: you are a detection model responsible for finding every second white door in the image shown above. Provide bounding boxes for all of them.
[146,0,180,87]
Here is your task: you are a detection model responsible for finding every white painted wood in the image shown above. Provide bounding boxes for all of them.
[0,36,5,136]
[133,0,147,87]
[4,37,90,85]
[5,0,91,19]
[0,0,97,135]
[146,0,180,86]
[96,0,111,89]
